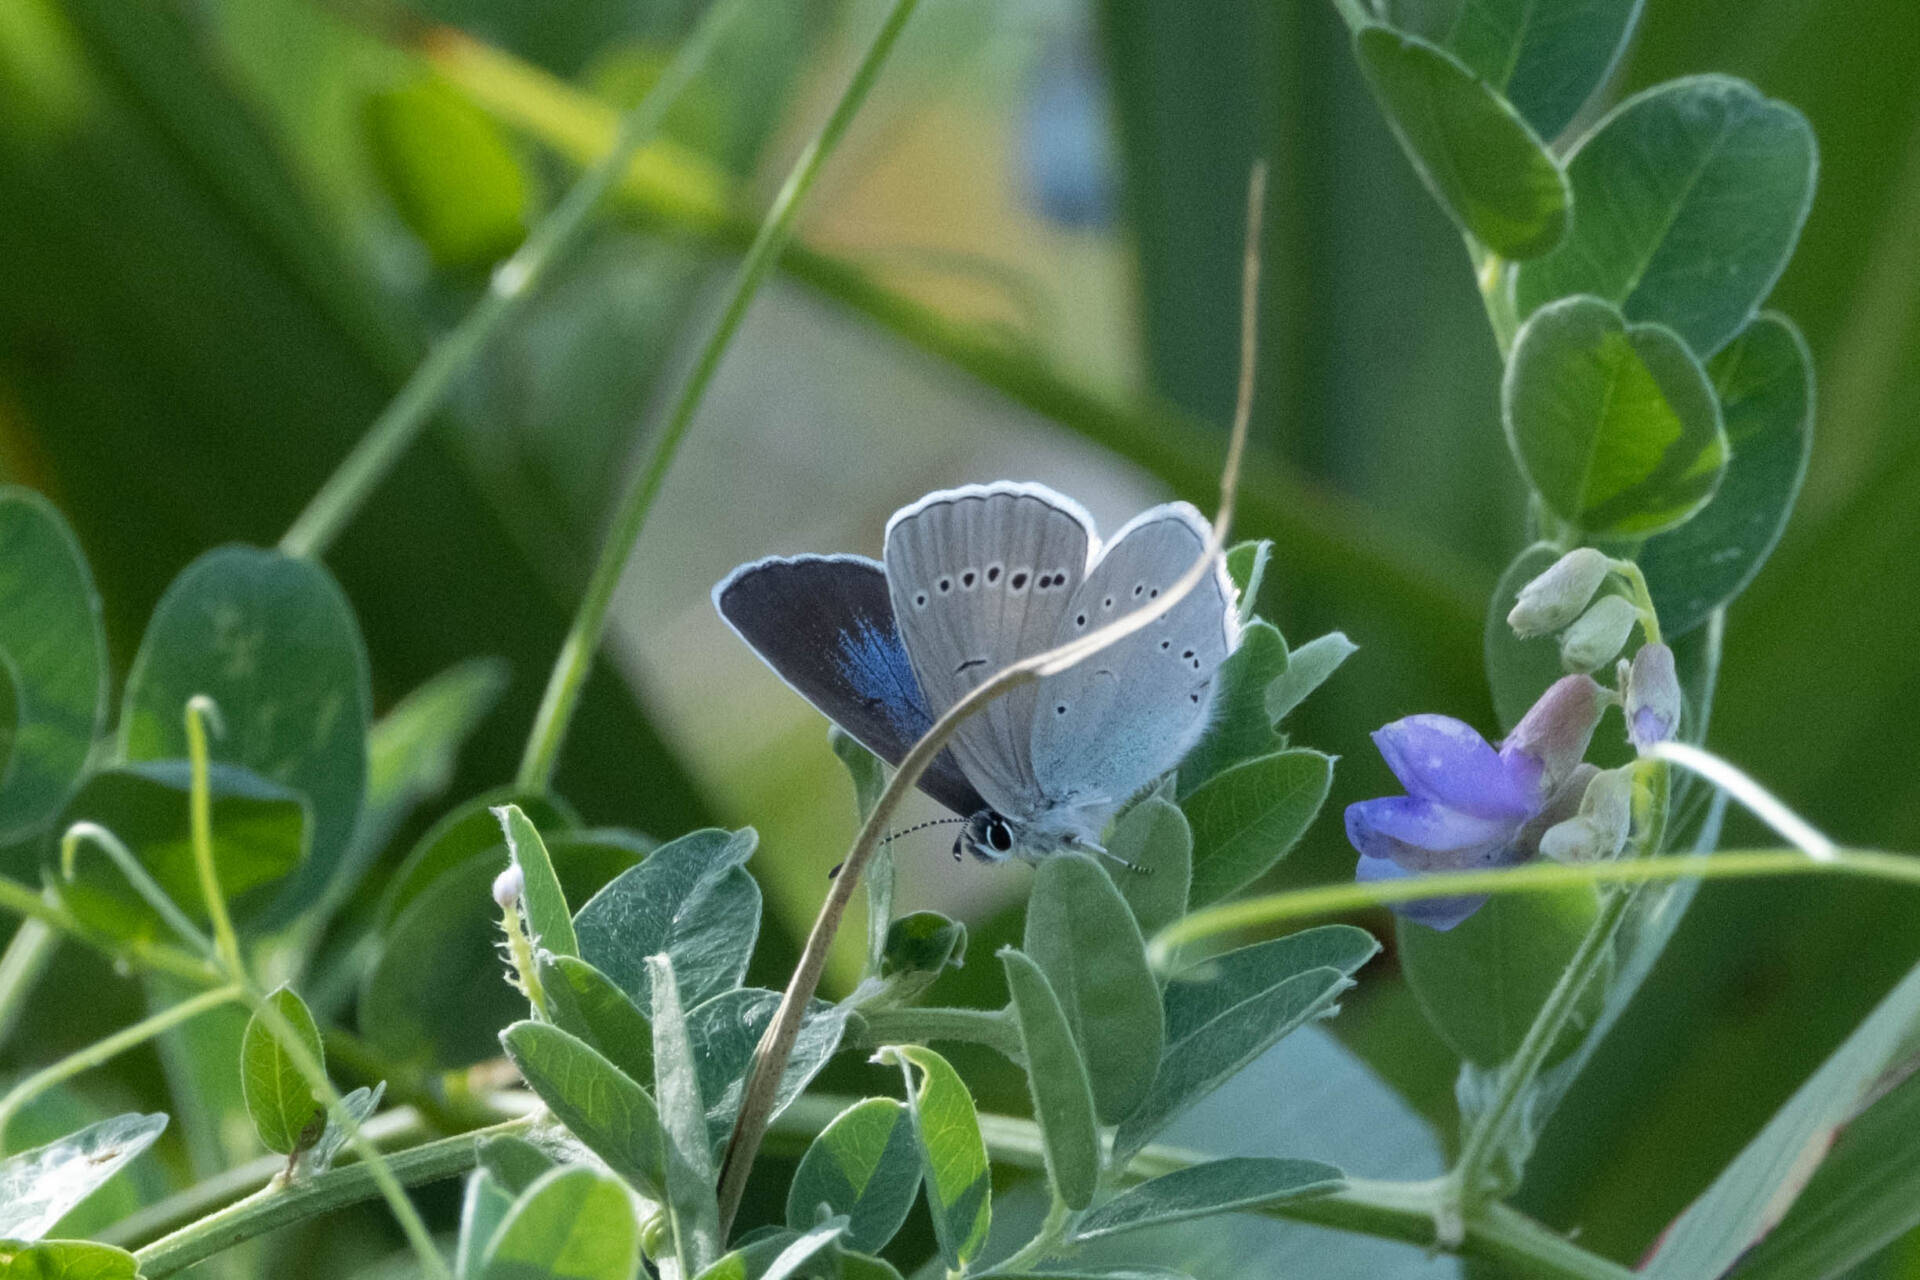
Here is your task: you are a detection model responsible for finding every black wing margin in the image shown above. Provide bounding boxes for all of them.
[713,554,988,819]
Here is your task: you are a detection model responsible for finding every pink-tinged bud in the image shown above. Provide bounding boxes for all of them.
[1625,642,1681,748]
[1539,767,1634,863]
[1508,548,1612,637]
[491,864,525,911]
[1559,595,1639,672]
[1502,674,1605,791]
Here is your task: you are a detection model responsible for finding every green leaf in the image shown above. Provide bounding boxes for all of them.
[364,76,528,269]
[573,827,761,1010]
[303,1082,383,1176]
[687,988,848,1149]
[784,1098,920,1254]
[1108,797,1192,937]
[979,1270,1192,1279]
[1181,749,1333,907]
[0,654,18,797]
[239,984,325,1156]
[1116,961,1361,1160]
[829,726,888,823]
[1513,75,1817,357]
[1641,313,1815,636]
[1485,544,1570,732]
[478,1135,554,1197]
[999,949,1101,1210]
[1729,1064,1920,1280]
[1443,0,1642,142]
[1263,632,1357,725]
[479,1166,638,1280]
[55,761,308,941]
[494,804,578,959]
[693,1220,846,1280]
[1224,539,1273,625]
[1353,24,1569,259]
[838,1253,907,1280]
[1642,959,1920,1280]
[1504,295,1728,537]
[499,1021,665,1200]
[1163,927,1380,1041]
[649,954,722,1277]
[1023,853,1163,1124]
[879,911,968,1005]
[363,828,644,1067]
[1397,887,1605,1068]
[379,792,575,929]
[0,1240,138,1279]
[1072,1156,1345,1242]
[456,1170,514,1280]
[1176,621,1287,798]
[0,1113,167,1241]
[876,1045,990,1271]
[0,488,107,843]
[118,545,371,920]
[538,953,652,1083]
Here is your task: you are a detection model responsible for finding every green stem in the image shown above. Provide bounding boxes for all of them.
[239,987,450,1280]
[1148,846,1920,967]
[133,1116,532,1277]
[62,821,216,960]
[0,874,222,987]
[276,0,744,560]
[849,1005,1022,1061]
[0,918,57,1051]
[0,981,242,1150]
[515,0,925,794]
[765,1097,1636,1280]
[184,697,243,975]
[1471,239,1522,358]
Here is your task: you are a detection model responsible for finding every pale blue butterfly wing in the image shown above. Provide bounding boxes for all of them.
[712,554,988,819]
[883,483,1094,820]
[1031,503,1240,819]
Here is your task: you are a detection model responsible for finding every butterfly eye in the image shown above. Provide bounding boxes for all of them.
[987,816,1014,854]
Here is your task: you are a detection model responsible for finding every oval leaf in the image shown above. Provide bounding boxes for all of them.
[573,827,761,1011]
[1354,24,1569,259]
[0,1240,138,1278]
[1641,313,1814,635]
[240,985,325,1156]
[0,488,107,842]
[649,955,721,1277]
[877,1045,990,1271]
[1444,0,1642,142]
[1072,1156,1345,1242]
[118,546,371,919]
[1109,798,1192,937]
[537,953,652,1084]
[1264,631,1356,725]
[1504,295,1728,536]
[1024,853,1163,1124]
[1000,948,1101,1210]
[457,1169,515,1280]
[1175,621,1286,797]
[480,1166,638,1280]
[1514,75,1817,357]
[500,1020,665,1200]
[1181,748,1333,907]
[365,76,528,270]
[494,803,578,958]
[687,988,849,1150]
[1397,887,1605,1068]
[784,1097,921,1254]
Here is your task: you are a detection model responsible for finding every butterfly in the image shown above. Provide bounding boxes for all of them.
[713,482,1241,864]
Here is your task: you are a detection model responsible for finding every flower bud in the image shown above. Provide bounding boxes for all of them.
[1539,767,1634,863]
[1625,642,1681,748]
[491,863,525,911]
[1502,674,1605,790]
[1508,548,1612,637]
[1559,594,1639,673]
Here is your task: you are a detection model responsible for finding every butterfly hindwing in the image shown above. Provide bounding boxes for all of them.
[1030,502,1239,810]
[713,554,987,819]
[884,484,1095,819]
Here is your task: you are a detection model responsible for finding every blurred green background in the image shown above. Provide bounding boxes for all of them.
[2,0,1918,1273]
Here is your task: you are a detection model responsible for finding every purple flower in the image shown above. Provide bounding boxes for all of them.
[1348,676,1604,931]
[1624,643,1680,748]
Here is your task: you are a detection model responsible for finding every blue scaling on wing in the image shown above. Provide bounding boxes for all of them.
[836,614,937,743]
[711,553,989,820]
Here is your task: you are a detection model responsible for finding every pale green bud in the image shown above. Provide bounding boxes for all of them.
[1539,767,1635,863]
[1559,594,1639,673]
[1508,547,1613,637]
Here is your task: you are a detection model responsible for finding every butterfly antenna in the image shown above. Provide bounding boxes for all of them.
[1079,837,1152,877]
[829,817,967,878]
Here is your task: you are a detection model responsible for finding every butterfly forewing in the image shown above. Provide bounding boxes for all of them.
[1030,503,1239,810]
[884,484,1095,819]
[712,554,988,818]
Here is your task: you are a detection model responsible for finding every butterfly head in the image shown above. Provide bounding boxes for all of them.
[953,804,1110,864]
